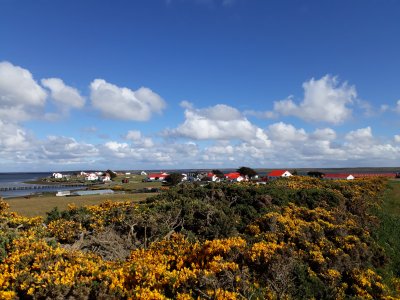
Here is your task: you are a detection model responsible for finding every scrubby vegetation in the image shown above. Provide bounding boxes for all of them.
[1,177,399,299]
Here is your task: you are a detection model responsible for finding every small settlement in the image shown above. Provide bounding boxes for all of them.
[52,169,399,185]
[142,169,398,183]
[50,169,399,197]
[52,171,112,182]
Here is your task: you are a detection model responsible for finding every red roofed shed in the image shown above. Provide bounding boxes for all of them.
[267,170,292,178]
[225,172,245,182]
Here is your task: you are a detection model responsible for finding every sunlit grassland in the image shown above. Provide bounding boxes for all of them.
[374,179,400,282]
[380,180,400,216]
[4,193,157,217]
[106,174,163,191]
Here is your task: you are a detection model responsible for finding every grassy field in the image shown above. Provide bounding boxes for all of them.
[374,179,400,283]
[4,192,157,217]
[108,174,163,190]
[3,174,165,217]
[53,174,164,191]
[380,180,400,216]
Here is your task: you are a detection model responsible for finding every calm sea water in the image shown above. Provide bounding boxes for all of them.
[0,172,80,198]
[0,172,52,186]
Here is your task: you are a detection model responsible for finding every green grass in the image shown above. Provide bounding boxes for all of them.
[4,193,157,217]
[106,175,163,191]
[373,179,400,291]
[380,180,400,216]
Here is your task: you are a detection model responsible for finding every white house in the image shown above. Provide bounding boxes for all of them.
[85,173,99,181]
[100,174,112,182]
[52,172,63,179]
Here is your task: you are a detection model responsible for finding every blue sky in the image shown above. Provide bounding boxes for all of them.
[0,0,400,171]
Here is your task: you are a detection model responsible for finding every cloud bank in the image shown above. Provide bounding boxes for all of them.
[166,103,270,147]
[1,61,399,171]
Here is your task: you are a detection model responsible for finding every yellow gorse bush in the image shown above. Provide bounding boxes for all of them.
[0,177,397,299]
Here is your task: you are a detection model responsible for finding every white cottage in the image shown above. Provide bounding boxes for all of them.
[52,172,63,179]
[85,173,99,181]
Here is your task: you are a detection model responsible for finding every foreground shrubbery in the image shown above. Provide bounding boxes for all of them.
[0,177,399,299]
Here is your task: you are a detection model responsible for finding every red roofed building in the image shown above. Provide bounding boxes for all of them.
[324,173,355,180]
[206,172,221,182]
[225,172,245,182]
[267,170,292,179]
[147,172,169,181]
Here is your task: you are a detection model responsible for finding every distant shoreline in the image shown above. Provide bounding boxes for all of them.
[22,179,90,186]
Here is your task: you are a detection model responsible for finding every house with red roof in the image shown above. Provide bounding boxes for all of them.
[225,172,245,182]
[206,172,221,182]
[147,172,169,181]
[324,173,355,180]
[267,170,292,179]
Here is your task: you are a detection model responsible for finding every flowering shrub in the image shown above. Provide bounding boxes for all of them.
[0,177,398,299]
[47,219,83,243]
[245,203,388,298]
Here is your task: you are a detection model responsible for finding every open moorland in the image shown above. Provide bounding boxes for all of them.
[1,177,400,299]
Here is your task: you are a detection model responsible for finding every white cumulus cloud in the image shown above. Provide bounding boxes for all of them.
[0,120,31,152]
[126,130,142,141]
[310,128,337,141]
[167,103,270,146]
[267,122,307,142]
[274,75,356,124]
[41,78,85,110]
[125,130,154,148]
[345,127,373,143]
[0,61,47,122]
[90,79,166,121]
[40,136,99,161]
